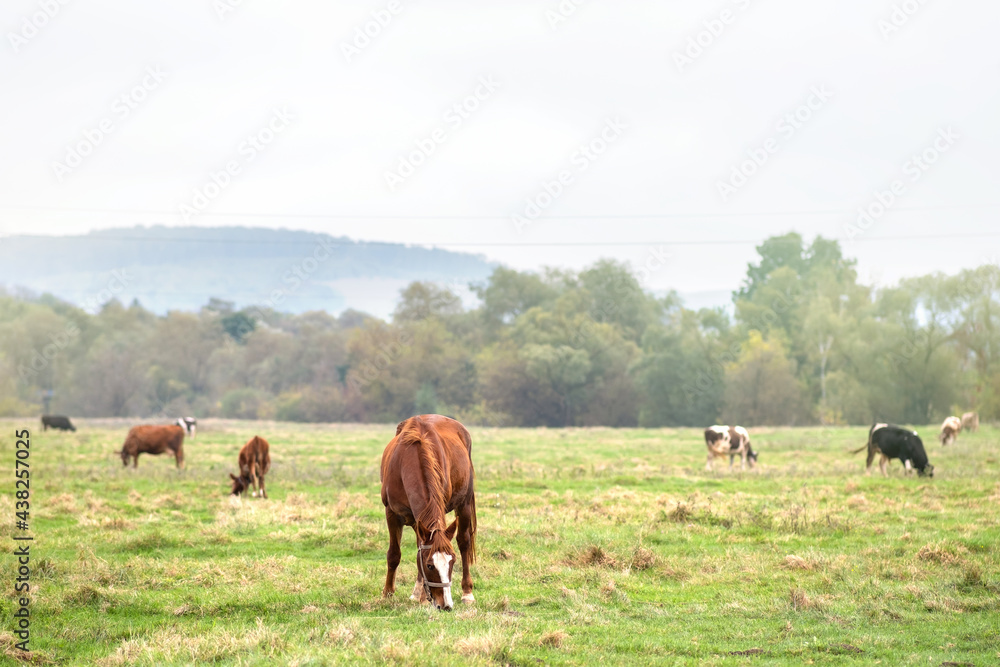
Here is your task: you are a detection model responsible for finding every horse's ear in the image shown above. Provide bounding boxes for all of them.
[414,522,428,543]
[444,519,458,541]
[229,473,238,481]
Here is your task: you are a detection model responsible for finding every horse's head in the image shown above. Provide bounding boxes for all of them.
[417,521,459,611]
[229,473,248,496]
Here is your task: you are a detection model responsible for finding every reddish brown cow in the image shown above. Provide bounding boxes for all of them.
[230,435,271,498]
[121,424,185,468]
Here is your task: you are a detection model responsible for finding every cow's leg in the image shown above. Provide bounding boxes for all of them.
[865,447,876,475]
[258,474,267,499]
[133,454,139,469]
[706,453,714,471]
[456,503,476,603]
[904,459,913,475]
[879,454,889,477]
[382,509,403,598]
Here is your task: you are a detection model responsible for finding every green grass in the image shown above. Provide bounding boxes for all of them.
[1,419,999,665]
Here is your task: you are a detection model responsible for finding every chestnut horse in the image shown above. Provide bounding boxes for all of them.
[380,414,477,611]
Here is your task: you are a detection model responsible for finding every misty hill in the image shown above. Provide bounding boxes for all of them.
[0,226,495,317]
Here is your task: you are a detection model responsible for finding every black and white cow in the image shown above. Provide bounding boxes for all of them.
[176,417,197,438]
[854,423,934,477]
[704,424,758,471]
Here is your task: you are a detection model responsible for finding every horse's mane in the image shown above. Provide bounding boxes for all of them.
[397,417,446,533]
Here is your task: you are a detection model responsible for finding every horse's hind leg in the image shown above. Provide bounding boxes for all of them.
[382,509,403,598]
[456,503,476,603]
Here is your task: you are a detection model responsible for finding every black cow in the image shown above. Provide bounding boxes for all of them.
[853,423,934,477]
[41,415,76,432]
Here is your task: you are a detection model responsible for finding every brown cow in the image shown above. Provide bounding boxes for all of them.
[961,411,979,433]
[230,435,270,498]
[939,416,961,446]
[121,424,185,468]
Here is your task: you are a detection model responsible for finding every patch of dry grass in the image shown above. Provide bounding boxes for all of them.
[98,619,285,666]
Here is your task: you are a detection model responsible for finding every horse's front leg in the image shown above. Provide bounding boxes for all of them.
[382,509,403,598]
[456,503,476,603]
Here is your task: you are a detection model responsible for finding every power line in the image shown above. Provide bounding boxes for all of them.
[2,233,1000,246]
[2,203,998,220]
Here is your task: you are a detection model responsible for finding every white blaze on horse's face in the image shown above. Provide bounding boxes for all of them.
[431,552,454,610]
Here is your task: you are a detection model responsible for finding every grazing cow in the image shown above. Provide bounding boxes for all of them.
[41,415,75,432]
[704,424,758,471]
[229,435,271,498]
[177,417,197,438]
[939,416,961,446]
[120,424,185,468]
[961,411,979,433]
[853,423,934,477]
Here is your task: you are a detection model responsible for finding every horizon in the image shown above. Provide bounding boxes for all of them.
[3,224,997,319]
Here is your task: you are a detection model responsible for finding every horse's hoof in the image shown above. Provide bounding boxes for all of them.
[462,594,476,604]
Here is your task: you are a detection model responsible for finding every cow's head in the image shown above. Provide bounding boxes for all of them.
[747,447,759,468]
[229,473,249,496]
[120,448,129,466]
[908,432,933,477]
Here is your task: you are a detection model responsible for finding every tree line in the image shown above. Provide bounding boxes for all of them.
[1,233,997,427]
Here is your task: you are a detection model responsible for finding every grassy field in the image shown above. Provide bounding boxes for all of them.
[1,419,998,666]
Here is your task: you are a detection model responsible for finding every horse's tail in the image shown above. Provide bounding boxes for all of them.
[467,478,478,566]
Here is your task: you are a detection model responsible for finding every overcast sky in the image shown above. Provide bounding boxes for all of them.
[1,0,998,299]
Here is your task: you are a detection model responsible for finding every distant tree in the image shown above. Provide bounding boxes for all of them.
[393,282,464,322]
[221,311,256,343]
[722,331,808,426]
[204,297,235,315]
[473,267,557,327]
